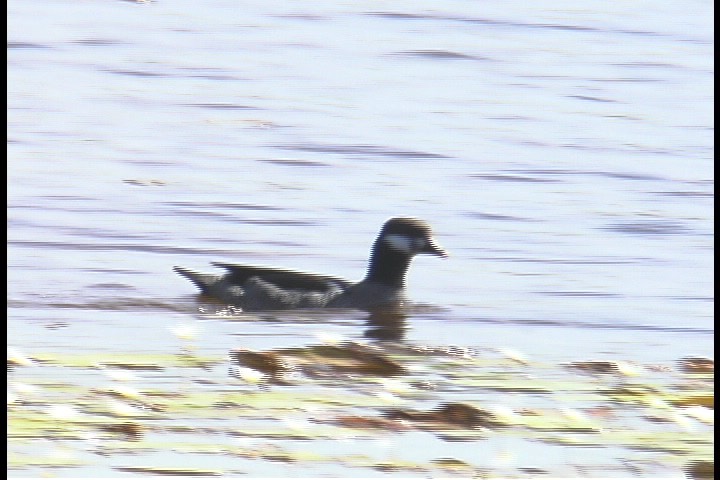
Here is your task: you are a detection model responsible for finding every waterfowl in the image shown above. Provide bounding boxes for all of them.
[173,217,447,311]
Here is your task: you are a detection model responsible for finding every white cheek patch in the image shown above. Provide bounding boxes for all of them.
[383,234,423,254]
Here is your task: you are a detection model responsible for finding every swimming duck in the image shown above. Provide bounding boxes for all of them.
[173,217,447,311]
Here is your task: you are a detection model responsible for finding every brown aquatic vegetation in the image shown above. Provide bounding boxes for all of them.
[230,342,406,380]
[677,356,714,374]
[383,402,504,430]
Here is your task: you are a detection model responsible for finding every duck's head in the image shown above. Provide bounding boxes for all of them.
[378,217,448,258]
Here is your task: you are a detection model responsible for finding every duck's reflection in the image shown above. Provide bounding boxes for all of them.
[189,297,418,342]
[363,306,410,341]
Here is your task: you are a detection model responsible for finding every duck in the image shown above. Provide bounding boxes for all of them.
[173,217,447,311]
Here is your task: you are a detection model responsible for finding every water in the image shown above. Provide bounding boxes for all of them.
[8,1,713,478]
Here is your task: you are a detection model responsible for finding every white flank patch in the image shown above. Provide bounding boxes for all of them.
[383,234,417,254]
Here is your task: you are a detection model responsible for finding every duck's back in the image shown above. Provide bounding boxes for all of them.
[174,263,352,310]
[211,263,353,291]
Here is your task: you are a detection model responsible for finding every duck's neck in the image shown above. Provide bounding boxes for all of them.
[363,241,412,288]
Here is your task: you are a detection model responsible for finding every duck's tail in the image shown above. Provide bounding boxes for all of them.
[173,266,220,294]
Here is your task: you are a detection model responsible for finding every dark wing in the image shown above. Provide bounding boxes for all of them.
[211,262,354,292]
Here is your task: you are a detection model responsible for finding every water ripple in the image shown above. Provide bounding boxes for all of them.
[463,211,540,222]
[470,173,561,183]
[451,314,714,335]
[601,220,691,236]
[258,158,331,167]
[181,103,259,110]
[8,240,248,256]
[274,143,450,159]
[366,11,706,43]
[162,201,284,211]
[389,50,491,61]
[7,42,53,49]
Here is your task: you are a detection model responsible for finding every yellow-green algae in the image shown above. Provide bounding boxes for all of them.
[8,343,713,477]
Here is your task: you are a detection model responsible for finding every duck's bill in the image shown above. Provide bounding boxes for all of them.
[423,239,448,258]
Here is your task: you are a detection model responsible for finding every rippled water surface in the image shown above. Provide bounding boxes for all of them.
[8,1,713,478]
